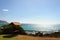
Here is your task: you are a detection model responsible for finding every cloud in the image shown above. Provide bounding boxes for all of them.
[2,9,8,12]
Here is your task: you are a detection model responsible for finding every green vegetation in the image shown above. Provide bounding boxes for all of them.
[0,22,26,38]
[1,25,26,34]
[0,23,27,40]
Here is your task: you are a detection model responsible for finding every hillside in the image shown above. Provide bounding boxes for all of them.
[0,20,8,25]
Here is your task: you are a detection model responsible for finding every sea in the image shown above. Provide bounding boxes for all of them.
[0,24,5,27]
[0,24,60,32]
[21,24,60,32]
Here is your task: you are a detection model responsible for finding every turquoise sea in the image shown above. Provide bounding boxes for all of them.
[0,24,4,27]
[21,24,60,32]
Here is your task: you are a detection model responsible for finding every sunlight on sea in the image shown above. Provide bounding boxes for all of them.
[21,24,59,32]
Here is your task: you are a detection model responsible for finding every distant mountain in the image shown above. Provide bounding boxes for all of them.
[0,20,9,24]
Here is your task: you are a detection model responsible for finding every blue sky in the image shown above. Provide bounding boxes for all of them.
[0,0,60,25]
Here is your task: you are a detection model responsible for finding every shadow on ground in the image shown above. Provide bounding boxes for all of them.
[3,34,18,38]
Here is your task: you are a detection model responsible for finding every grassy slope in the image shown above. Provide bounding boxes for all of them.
[0,35,60,40]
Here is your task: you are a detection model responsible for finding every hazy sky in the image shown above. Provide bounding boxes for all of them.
[0,0,60,25]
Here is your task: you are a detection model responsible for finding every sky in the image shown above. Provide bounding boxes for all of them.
[0,0,60,25]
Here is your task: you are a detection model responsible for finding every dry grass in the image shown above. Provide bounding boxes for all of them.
[0,35,60,40]
[14,35,60,40]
